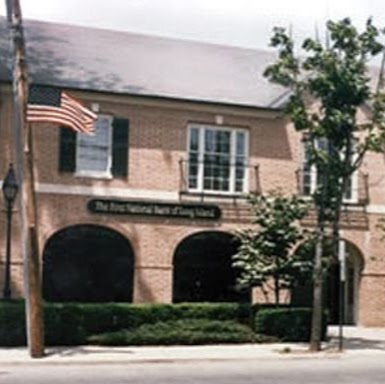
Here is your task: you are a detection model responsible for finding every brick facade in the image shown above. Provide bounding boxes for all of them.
[1,83,385,326]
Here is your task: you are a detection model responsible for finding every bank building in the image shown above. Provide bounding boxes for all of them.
[0,17,384,326]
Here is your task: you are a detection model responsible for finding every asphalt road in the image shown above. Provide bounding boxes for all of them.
[1,355,384,384]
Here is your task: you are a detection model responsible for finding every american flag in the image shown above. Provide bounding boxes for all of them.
[27,86,97,134]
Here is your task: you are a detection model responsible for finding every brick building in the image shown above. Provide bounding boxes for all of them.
[0,18,384,326]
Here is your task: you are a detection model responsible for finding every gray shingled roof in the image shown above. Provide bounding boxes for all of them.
[0,17,286,109]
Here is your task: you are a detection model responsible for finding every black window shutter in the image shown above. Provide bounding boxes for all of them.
[112,118,129,177]
[59,127,76,172]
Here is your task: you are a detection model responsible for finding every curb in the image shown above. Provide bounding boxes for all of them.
[0,348,369,366]
[1,339,385,365]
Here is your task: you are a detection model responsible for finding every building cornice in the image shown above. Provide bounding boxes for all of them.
[0,82,283,120]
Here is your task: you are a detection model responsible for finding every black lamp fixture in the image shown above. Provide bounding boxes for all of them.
[2,164,19,300]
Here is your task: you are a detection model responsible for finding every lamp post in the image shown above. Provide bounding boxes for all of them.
[2,164,19,300]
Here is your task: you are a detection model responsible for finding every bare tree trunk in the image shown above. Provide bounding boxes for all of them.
[274,275,280,306]
[310,167,327,351]
[309,215,325,351]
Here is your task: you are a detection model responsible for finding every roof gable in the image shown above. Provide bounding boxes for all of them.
[0,17,286,108]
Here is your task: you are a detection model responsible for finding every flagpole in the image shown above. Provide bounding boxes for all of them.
[5,0,45,358]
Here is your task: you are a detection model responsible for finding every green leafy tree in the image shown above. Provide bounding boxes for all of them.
[233,192,313,305]
[264,18,385,350]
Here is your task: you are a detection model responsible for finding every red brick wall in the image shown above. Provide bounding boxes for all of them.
[1,85,385,325]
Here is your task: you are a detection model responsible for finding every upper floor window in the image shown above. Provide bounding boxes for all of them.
[187,124,248,194]
[59,116,129,178]
[76,115,113,178]
[301,137,358,203]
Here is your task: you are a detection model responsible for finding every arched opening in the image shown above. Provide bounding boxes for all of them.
[173,231,250,303]
[291,239,364,325]
[325,241,364,325]
[43,225,134,302]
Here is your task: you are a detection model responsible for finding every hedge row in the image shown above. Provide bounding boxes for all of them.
[0,301,327,346]
[254,307,328,341]
[88,319,267,346]
[0,301,26,346]
[0,301,252,346]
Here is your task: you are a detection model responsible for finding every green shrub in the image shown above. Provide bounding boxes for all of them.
[45,303,86,345]
[0,300,26,346]
[3,302,326,346]
[250,304,291,330]
[171,303,252,323]
[71,302,251,335]
[88,319,258,346]
[254,307,327,342]
[0,301,253,346]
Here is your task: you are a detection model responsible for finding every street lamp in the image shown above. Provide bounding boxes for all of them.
[2,164,18,300]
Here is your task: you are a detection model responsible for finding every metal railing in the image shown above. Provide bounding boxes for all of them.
[179,159,261,200]
[295,168,369,206]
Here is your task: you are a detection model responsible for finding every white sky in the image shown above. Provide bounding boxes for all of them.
[0,0,384,50]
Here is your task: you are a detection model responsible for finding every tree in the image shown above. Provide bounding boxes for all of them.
[264,18,385,350]
[233,192,312,305]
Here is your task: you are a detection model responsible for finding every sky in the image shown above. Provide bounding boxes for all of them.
[0,0,384,52]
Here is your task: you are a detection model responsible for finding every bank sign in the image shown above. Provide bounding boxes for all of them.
[88,199,221,220]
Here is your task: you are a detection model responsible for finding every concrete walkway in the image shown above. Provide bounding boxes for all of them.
[327,325,385,351]
[1,326,385,364]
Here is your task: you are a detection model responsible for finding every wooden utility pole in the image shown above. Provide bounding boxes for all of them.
[5,0,45,357]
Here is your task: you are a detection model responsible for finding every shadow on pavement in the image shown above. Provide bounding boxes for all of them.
[45,346,135,357]
[325,325,385,352]
[326,336,385,351]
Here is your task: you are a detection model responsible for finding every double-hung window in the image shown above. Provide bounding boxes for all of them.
[76,115,113,178]
[301,137,358,203]
[187,124,248,194]
[59,116,129,178]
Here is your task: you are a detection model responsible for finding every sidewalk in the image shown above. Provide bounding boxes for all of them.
[1,326,385,365]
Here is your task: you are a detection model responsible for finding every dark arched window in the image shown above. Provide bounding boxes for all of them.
[291,239,364,325]
[43,225,134,302]
[173,231,249,303]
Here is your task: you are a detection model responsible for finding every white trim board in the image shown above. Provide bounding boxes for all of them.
[36,183,179,201]
[2,180,385,215]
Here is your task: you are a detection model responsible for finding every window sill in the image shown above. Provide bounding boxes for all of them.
[74,172,113,180]
[299,194,364,206]
[180,190,248,200]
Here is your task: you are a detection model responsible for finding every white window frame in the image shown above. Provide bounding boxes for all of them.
[75,114,113,179]
[302,138,358,204]
[187,123,249,195]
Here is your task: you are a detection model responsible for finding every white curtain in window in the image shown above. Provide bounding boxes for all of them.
[76,115,112,176]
